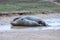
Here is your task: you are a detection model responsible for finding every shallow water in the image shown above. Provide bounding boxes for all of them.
[0,18,60,31]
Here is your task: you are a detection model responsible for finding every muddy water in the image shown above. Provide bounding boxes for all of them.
[0,18,60,31]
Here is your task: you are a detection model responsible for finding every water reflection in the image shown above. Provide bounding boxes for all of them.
[0,18,60,31]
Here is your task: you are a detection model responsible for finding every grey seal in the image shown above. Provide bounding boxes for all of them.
[11,16,47,26]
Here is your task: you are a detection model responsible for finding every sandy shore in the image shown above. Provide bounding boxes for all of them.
[0,12,60,40]
[0,29,60,40]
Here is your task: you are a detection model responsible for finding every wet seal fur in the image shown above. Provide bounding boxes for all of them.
[11,16,47,26]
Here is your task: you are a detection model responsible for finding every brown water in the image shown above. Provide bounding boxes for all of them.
[0,18,60,31]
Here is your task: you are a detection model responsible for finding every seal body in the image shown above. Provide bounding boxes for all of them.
[20,16,42,22]
[11,16,47,26]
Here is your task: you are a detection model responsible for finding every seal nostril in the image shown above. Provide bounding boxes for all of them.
[43,23,47,26]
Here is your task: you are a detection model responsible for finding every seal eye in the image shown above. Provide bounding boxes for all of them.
[38,21,42,24]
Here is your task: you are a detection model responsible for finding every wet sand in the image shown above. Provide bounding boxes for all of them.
[0,29,60,40]
[0,12,60,40]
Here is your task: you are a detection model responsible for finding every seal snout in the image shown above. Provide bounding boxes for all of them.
[38,21,47,26]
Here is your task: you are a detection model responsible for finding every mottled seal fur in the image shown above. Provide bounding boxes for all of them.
[11,16,47,26]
